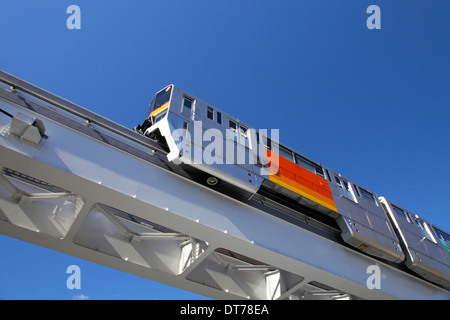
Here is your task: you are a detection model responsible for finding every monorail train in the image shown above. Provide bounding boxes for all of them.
[134,85,450,289]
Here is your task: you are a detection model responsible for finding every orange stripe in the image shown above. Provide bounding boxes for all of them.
[270,174,337,212]
[266,149,337,212]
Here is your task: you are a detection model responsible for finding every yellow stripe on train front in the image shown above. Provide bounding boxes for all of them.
[149,102,170,118]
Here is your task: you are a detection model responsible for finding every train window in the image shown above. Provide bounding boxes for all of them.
[414,219,437,243]
[325,170,332,182]
[334,176,356,202]
[352,184,361,197]
[183,97,193,110]
[315,166,325,178]
[182,97,194,117]
[229,120,237,132]
[342,180,356,201]
[392,205,411,223]
[295,154,315,172]
[183,121,189,137]
[359,187,378,206]
[227,121,248,145]
[264,137,272,150]
[240,125,248,139]
[207,107,214,120]
[151,85,172,112]
[278,145,294,162]
[295,154,324,178]
[217,111,222,124]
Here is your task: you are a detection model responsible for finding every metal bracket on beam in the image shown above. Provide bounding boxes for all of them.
[96,203,192,244]
[0,168,76,203]
[8,112,47,145]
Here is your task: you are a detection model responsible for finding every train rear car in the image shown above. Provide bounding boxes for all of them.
[379,197,450,288]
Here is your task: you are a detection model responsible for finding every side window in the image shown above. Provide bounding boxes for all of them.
[228,120,249,146]
[229,120,237,132]
[278,145,294,162]
[264,137,272,151]
[359,187,378,206]
[414,218,437,243]
[183,97,193,111]
[295,154,315,172]
[315,166,325,178]
[216,111,222,124]
[352,183,361,197]
[207,106,214,120]
[341,179,356,202]
[325,170,332,182]
[334,176,356,202]
[240,125,248,139]
[295,154,325,178]
[182,121,189,137]
[392,205,411,223]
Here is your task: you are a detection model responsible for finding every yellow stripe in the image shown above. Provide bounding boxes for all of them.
[270,175,338,212]
[149,102,169,118]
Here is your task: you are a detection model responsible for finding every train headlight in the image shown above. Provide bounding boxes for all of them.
[207,176,219,186]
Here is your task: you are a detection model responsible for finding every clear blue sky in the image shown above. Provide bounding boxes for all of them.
[0,0,448,299]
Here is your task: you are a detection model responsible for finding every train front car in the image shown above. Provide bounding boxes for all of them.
[135,85,172,141]
[379,197,450,288]
[135,85,264,196]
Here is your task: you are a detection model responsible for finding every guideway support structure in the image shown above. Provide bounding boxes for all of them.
[0,70,448,300]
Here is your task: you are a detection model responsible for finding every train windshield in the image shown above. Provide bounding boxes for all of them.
[147,85,172,124]
[151,86,172,112]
